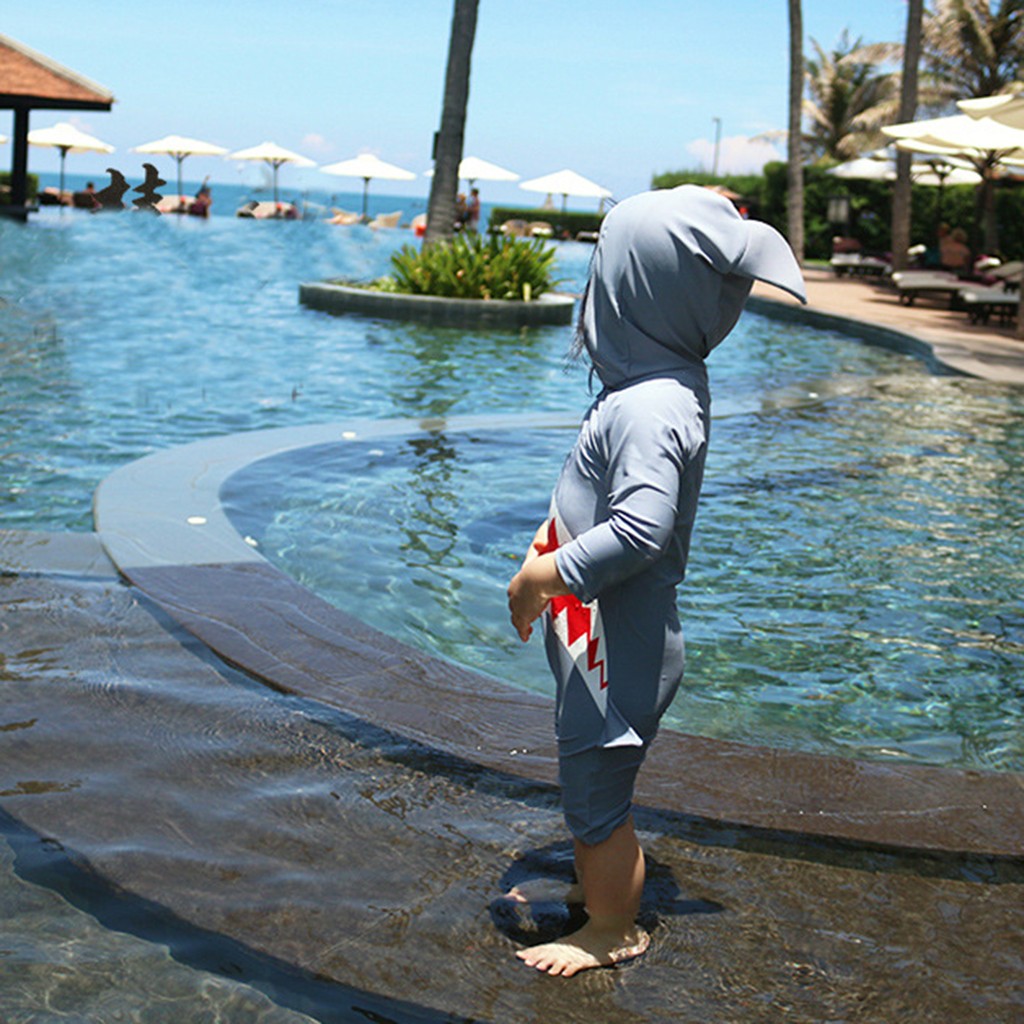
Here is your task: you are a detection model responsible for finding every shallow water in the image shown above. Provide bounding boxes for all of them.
[2,205,1023,1019]
[223,382,1024,772]
[2,571,1021,1023]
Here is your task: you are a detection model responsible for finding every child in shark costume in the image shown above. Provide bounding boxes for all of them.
[507,184,806,976]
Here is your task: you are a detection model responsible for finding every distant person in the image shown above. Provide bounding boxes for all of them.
[72,181,99,210]
[455,192,468,230]
[466,187,481,232]
[189,182,212,218]
[940,226,971,273]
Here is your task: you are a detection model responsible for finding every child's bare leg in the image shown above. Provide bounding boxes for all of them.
[516,817,648,976]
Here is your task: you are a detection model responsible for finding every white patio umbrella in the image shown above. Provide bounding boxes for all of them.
[133,134,227,204]
[829,153,980,186]
[883,114,1024,251]
[519,168,612,212]
[319,153,416,219]
[27,121,114,200]
[423,155,520,189]
[828,156,896,181]
[229,141,315,206]
[959,92,1024,129]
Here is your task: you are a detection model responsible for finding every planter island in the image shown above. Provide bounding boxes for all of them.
[299,281,576,327]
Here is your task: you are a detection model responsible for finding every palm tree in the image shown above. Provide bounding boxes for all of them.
[803,31,902,162]
[424,0,480,248]
[923,0,1024,104]
[891,0,924,272]
[787,0,805,262]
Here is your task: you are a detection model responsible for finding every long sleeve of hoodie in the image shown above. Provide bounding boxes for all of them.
[553,378,708,605]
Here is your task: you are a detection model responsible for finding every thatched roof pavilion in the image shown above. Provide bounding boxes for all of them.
[0,33,114,217]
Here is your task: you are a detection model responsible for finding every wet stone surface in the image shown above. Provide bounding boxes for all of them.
[1,570,1022,1023]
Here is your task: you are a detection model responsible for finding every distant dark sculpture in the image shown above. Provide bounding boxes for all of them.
[94,168,130,211]
[132,163,166,213]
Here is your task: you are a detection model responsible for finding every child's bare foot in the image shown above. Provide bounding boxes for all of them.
[503,880,584,905]
[516,921,649,977]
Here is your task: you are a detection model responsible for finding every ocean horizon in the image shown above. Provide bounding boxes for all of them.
[30,169,574,225]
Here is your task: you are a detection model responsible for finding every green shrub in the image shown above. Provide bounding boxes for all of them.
[379,232,561,301]
[0,171,39,204]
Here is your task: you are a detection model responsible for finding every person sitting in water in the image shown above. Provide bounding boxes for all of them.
[71,182,100,210]
[189,183,212,218]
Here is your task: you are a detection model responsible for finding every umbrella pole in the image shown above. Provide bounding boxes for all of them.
[273,161,280,208]
[362,178,370,220]
[177,155,185,210]
[58,147,67,208]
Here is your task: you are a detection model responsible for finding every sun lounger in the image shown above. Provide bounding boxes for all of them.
[527,220,554,238]
[500,219,528,238]
[830,253,890,277]
[328,207,361,226]
[986,260,1022,290]
[890,270,964,307]
[368,210,402,229]
[958,286,1019,325]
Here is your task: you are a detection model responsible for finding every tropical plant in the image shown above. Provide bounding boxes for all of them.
[891,0,925,271]
[787,0,805,261]
[923,0,1024,104]
[803,31,902,162]
[424,0,480,248]
[379,233,560,301]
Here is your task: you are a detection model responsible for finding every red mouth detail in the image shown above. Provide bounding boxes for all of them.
[541,519,608,690]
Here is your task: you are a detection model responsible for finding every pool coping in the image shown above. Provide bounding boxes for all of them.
[91,413,1024,860]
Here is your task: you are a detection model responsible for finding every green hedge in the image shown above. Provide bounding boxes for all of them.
[486,205,604,239]
[0,172,39,204]
[653,164,1024,262]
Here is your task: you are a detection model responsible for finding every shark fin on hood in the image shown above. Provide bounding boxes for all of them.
[581,185,806,388]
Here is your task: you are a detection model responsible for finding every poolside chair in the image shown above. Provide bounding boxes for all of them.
[328,207,361,226]
[527,220,554,238]
[890,270,965,307]
[830,252,890,277]
[500,219,528,238]
[987,260,1023,290]
[368,210,402,230]
[959,286,1020,325]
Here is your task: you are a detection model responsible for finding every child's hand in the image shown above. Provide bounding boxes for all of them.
[507,552,569,642]
[521,518,552,570]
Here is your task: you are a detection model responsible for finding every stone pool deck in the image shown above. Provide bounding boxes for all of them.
[752,266,1024,385]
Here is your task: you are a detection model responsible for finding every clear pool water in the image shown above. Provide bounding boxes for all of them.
[4,207,1023,774]
[3,201,1023,1022]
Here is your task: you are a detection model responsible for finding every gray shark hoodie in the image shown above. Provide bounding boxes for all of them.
[542,185,806,755]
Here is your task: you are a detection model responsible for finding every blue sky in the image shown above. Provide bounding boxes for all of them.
[4,0,910,206]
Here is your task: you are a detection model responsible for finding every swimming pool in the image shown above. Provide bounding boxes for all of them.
[3,206,1023,1021]
[3,209,1023,772]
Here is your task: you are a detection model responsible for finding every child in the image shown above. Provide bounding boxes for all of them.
[507,185,806,976]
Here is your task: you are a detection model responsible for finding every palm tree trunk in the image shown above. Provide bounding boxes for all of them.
[891,0,923,272]
[787,0,805,263]
[424,0,479,248]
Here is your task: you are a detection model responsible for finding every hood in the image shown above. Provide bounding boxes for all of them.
[581,185,807,389]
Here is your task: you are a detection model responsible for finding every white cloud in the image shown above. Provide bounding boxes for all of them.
[685,134,785,175]
[301,132,334,156]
